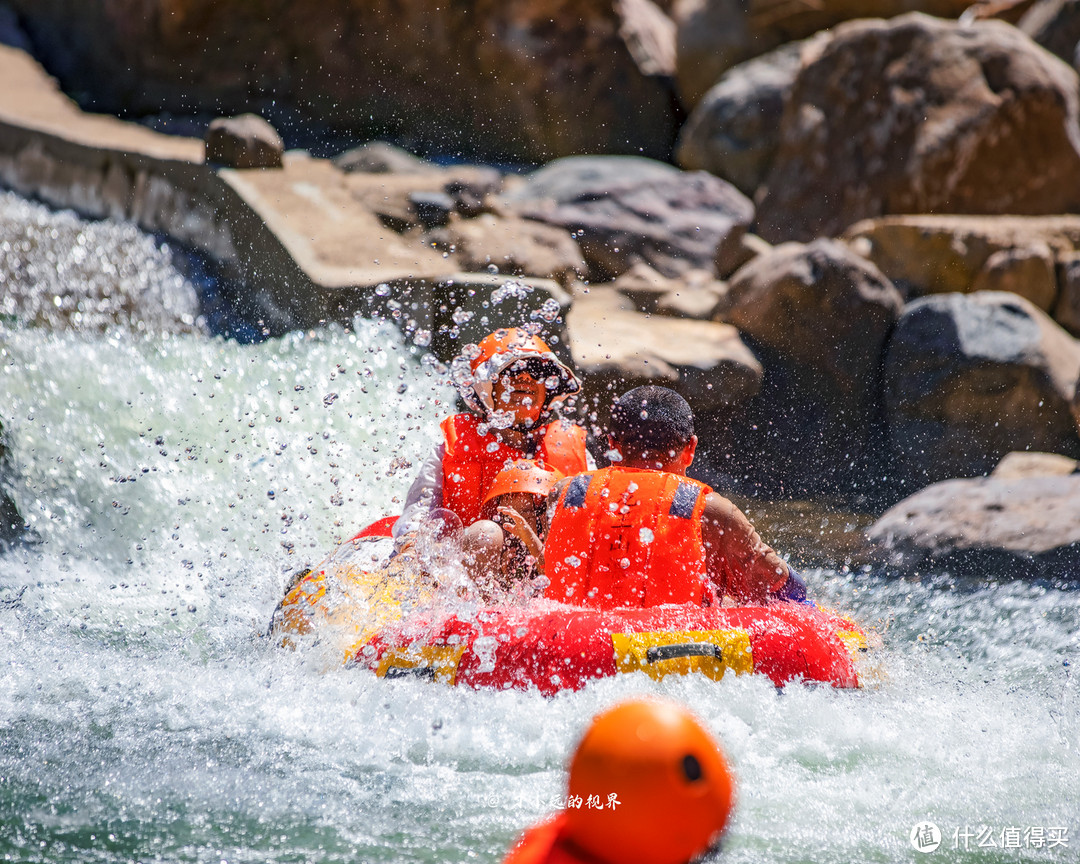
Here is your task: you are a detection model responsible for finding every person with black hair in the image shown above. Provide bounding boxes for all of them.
[543,386,799,607]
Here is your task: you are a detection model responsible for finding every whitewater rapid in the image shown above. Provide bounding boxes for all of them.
[0,191,1077,864]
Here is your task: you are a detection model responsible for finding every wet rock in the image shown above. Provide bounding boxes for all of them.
[992,450,1078,478]
[864,473,1080,579]
[205,114,284,169]
[9,0,679,163]
[675,39,810,198]
[756,14,1080,243]
[1019,0,1080,68]
[1054,252,1080,335]
[501,156,754,280]
[719,239,904,493]
[566,286,762,416]
[845,215,1080,310]
[424,214,586,284]
[673,0,972,109]
[883,291,1080,489]
[333,142,439,175]
[409,192,454,229]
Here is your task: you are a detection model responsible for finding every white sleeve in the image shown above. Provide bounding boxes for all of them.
[392,443,445,540]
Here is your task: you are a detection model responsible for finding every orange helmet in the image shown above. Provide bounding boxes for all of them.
[563,699,735,864]
[481,461,565,508]
[453,327,581,417]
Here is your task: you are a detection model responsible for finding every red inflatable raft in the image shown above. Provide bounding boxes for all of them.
[352,600,869,694]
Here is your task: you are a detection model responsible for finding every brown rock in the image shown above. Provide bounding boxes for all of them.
[205,114,283,169]
[756,14,1080,243]
[567,286,763,415]
[992,450,1078,478]
[845,215,1080,303]
[970,243,1058,310]
[1054,252,1080,334]
[1019,0,1080,67]
[8,0,680,163]
[673,0,973,109]
[720,239,904,492]
[864,473,1080,578]
[883,291,1080,489]
[501,156,754,280]
[424,214,586,284]
[724,239,903,408]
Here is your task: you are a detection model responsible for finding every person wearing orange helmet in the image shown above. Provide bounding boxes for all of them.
[466,460,564,593]
[544,386,798,608]
[503,698,735,864]
[393,328,594,560]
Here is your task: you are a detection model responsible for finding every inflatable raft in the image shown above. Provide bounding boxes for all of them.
[355,601,868,694]
[271,519,872,692]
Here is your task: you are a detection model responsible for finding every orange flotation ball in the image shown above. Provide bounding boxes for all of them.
[563,699,735,864]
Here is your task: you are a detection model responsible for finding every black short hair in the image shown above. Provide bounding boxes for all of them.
[609,386,694,458]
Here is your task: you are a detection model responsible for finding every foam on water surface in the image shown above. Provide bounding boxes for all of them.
[0,193,1077,864]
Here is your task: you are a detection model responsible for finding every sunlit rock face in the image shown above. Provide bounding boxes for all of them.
[6,0,681,162]
[754,14,1080,243]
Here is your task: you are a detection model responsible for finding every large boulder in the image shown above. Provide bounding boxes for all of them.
[845,214,1080,330]
[566,286,763,420]
[864,473,1080,579]
[9,0,680,163]
[716,239,904,493]
[675,39,810,197]
[755,14,1080,243]
[882,291,1080,490]
[1019,0,1080,68]
[500,156,755,280]
[673,0,973,108]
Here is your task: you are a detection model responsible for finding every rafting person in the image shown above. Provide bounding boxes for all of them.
[502,698,734,864]
[465,459,563,593]
[393,327,593,559]
[544,385,803,608]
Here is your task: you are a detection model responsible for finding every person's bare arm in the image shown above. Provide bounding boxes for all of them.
[701,493,789,604]
[497,506,545,574]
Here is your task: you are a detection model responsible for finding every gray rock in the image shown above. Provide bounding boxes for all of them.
[501,155,754,280]
[865,473,1080,579]
[883,291,1080,489]
[719,239,904,493]
[333,142,438,175]
[205,114,284,169]
[675,39,809,198]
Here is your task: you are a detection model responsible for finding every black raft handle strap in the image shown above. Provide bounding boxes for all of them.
[646,643,723,663]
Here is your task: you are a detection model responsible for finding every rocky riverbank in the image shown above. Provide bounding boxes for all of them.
[1,3,1079,577]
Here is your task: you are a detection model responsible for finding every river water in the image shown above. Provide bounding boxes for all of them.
[0,191,1077,864]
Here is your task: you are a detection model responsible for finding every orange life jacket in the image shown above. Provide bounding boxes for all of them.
[503,813,601,864]
[440,413,589,526]
[544,467,711,609]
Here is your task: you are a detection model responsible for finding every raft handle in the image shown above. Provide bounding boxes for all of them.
[646,643,723,664]
[384,665,437,681]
